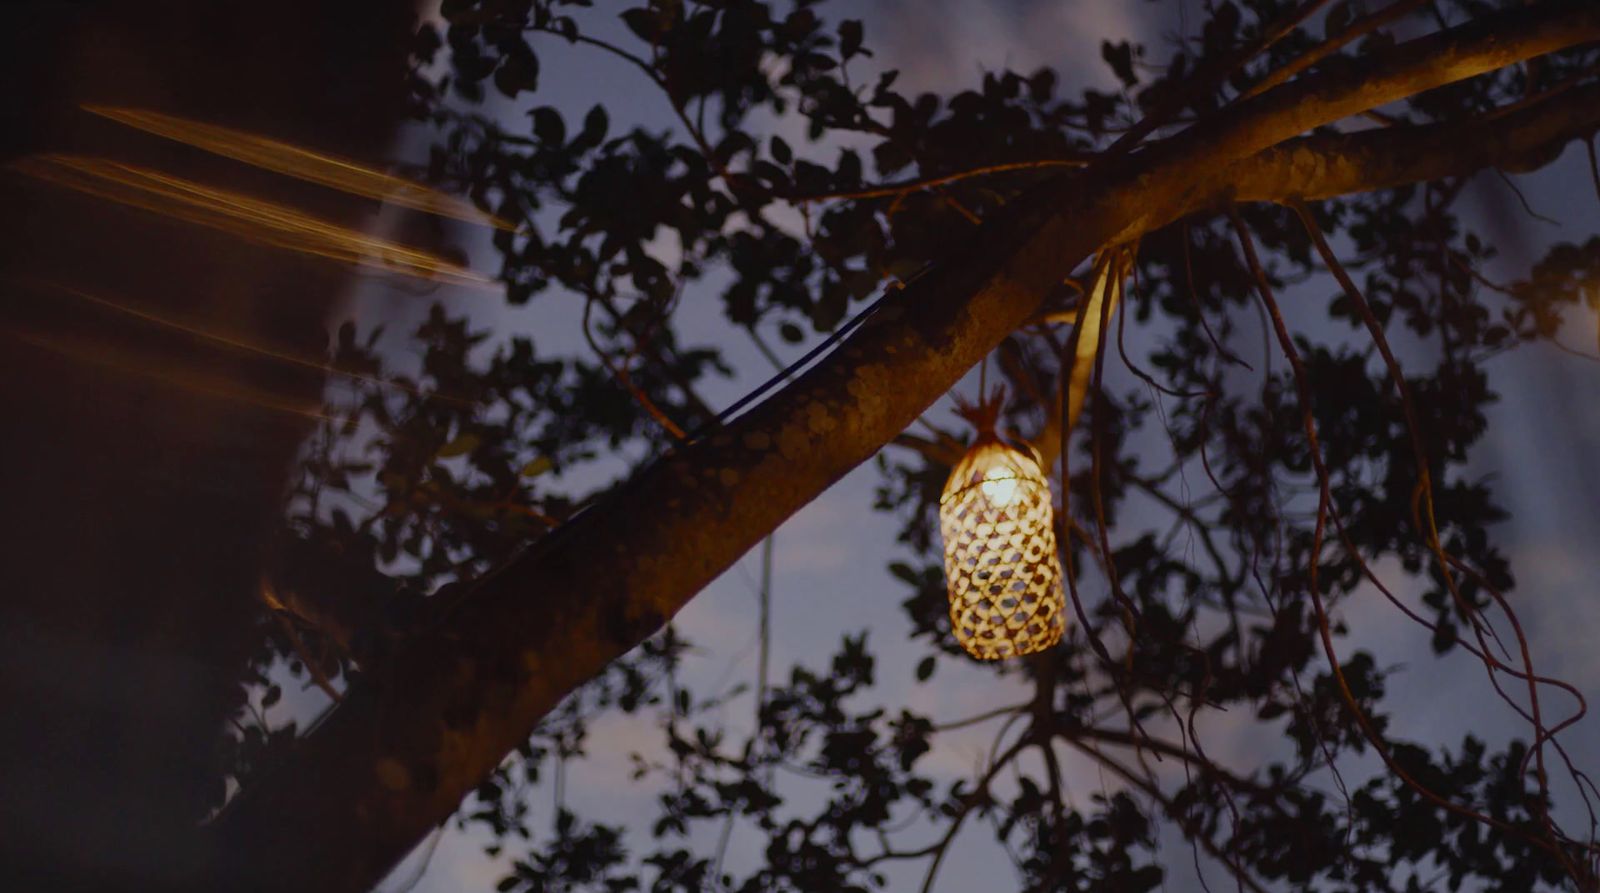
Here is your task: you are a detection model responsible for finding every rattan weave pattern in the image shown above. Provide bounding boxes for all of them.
[939,439,1066,660]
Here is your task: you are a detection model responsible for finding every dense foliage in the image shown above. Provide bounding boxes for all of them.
[236,1,1600,890]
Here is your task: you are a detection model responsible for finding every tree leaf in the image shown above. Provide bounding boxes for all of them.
[437,433,480,459]
[529,106,565,146]
[620,8,660,43]
[1101,40,1138,88]
[520,456,555,478]
[838,19,865,59]
[1064,255,1120,434]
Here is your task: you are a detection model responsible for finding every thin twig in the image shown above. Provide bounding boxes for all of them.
[1292,201,1598,874]
[581,296,688,441]
[1231,206,1586,878]
[916,735,1028,893]
[790,157,1092,203]
[1239,0,1430,101]
[1107,0,1337,155]
[1062,737,1272,893]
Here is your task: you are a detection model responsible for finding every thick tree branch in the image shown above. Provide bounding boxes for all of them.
[204,5,1600,889]
[1234,81,1600,202]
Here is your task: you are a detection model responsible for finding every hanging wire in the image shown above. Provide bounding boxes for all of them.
[685,266,929,439]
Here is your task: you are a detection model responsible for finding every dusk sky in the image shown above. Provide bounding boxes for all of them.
[293,3,1600,891]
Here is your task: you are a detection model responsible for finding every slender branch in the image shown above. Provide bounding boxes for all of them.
[1065,725,1280,799]
[1062,737,1272,893]
[581,296,688,441]
[530,27,660,86]
[932,702,1031,733]
[266,600,344,704]
[1233,82,1600,203]
[1229,208,1589,880]
[1106,0,1335,154]
[790,158,1093,203]
[1484,60,1600,122]
[918,735,1028,893]
[1292,201,1587,876]
[1239,0,1431,101]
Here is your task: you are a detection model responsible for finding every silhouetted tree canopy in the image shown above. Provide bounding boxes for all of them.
[8,1,1600,891]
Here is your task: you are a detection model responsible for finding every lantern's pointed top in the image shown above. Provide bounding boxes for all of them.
[952,386,1007,440]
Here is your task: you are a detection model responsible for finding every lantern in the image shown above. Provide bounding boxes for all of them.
[939,436,1067,660]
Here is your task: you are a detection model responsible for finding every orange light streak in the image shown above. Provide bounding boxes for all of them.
[5,325,332,422]
[27,279,475,405]
[9,154,491,288]
[84,105,514,231]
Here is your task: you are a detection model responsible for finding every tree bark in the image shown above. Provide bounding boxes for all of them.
[205,4,1600,890]
[1234,82,1600,202]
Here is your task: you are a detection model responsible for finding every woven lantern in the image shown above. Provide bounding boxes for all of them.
[939,432,1067,660]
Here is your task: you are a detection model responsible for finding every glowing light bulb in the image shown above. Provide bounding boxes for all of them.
[979,464,1020,508]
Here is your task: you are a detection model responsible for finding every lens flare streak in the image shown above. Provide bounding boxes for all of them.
[25,280,473,405]
[9,154,490,288]
[83,104,514,231]
[5,325,331,422]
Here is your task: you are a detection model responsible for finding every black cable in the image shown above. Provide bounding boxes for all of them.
[435,271,925,615]
[685,275,913,438]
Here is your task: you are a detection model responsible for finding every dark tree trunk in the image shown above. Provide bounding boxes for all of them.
[0,2,417,887]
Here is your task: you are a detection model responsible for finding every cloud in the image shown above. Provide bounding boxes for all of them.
[866,0,1157,94]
